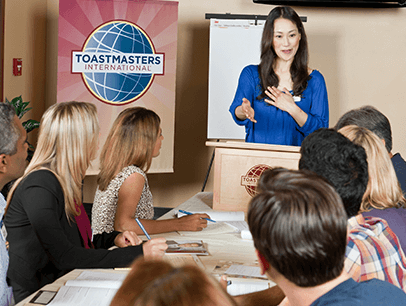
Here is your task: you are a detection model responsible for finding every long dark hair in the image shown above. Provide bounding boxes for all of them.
[258,6,309,100]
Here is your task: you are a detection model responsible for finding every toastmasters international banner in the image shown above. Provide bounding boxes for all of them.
[57,0,178,173]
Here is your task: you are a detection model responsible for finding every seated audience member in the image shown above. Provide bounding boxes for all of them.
[338,125,406,251]
[110,258,237,306]
[299,128,406,290]
[248,168,406,306]
[0,103,28,305]
[4,102,167,303]
[334,105,406,193]
[92,107,209,238]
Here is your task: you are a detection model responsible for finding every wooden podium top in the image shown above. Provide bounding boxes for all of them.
[206,140,300,153]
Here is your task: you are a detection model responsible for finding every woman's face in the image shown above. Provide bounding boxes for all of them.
[152,127,163,158]
[272,18,301,63]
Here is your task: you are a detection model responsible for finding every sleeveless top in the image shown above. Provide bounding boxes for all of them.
[91,165,154,235]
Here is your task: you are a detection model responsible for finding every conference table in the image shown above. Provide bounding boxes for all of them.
[16,192,274,305]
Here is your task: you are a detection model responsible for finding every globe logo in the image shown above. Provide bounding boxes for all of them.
[240,164,272,197]
[74,20,164,105]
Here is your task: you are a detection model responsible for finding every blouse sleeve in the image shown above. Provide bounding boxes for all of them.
[229,65,257,128]
[297,71,329,136]
[20,171,142,270]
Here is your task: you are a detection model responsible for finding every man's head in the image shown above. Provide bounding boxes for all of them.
[248,168,348,287]
[334,105,392,153]
[0,103,28,189]
[298,128,368,218]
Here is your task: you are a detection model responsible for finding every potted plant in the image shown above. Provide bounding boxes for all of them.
[6,95,40,161]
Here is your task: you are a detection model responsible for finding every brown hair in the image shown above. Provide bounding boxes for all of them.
[258,6,309,100]
[110,258,237,306]
[338,125,406,212]
[249,168,348,287]
[97,107,160,191]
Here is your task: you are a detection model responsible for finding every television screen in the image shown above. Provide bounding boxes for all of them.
[253,0,405,8]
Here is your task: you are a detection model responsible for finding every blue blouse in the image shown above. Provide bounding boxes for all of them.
[229,65,329,146]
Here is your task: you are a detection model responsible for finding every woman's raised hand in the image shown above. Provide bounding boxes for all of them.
[264,86,296,113]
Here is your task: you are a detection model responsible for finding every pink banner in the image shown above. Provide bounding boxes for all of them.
[58,0,178,173]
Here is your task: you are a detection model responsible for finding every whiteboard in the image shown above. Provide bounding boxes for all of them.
[207,19,265,139]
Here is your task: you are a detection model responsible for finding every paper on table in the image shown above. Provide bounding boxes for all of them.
[225,264,267,279]
[177,222,238,236]
[48,271,126,306]
[177,210,245,222]
[225,221,249,232]
[48,286,117,306]
[163,254,205,269]
[227,279,270,296]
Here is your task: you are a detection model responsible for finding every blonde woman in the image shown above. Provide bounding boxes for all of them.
[92,107,209,238]
[4,102,167,303]
[338,125,406,250]
[110,258,237,306]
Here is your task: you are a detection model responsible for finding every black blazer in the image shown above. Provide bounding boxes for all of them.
[4,170,143,299]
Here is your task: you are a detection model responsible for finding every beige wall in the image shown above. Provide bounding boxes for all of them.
[3,0,47,145]
[4,1,406,207]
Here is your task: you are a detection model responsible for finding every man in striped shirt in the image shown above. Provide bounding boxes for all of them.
[299,128,406,291]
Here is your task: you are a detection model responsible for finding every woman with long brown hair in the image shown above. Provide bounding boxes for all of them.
[230,6,328,146]
[92,107,209,238]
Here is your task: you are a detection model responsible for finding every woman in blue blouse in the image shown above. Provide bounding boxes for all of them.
[229,6,329,146]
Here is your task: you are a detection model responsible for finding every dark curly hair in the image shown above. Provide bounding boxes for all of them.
[299,128,368,218]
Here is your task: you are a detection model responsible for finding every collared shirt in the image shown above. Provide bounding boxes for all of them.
[345,214,406,291]
[0,193,12,305]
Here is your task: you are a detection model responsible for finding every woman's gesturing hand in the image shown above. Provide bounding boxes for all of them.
[265,86,296,113]
[241,98,257,123]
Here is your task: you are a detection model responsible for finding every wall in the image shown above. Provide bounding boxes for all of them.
[5,1,406,207]
[3,0,47,145]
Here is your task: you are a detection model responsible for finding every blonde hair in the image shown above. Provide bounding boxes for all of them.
[110,258,237,306]
[97,107,160,191]
[7,102,99,218]
[338,125,405,212]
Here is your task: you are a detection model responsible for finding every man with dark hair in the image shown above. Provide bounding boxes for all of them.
[0,102,28,305]
[299,128,406,291]
[248,168,406,305]
[334,105,406,193]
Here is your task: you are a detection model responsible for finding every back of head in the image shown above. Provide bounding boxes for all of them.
[338,125,405,212]
[0,103,19,156]
[98,107,160,191]
[110,258,237,306]
[9,101,99,218]
[334,105,392,153]
[248,168,348,287]
[299,128,368,218]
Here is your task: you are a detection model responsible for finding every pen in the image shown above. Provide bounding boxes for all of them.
[178,210,216,223]
[135,218,151,240]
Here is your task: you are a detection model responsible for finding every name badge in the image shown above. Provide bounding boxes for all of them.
[293,96,301,102]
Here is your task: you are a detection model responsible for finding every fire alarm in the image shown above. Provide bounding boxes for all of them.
[13,58,22,76]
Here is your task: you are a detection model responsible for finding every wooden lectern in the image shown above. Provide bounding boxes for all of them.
[206,141,300,213]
